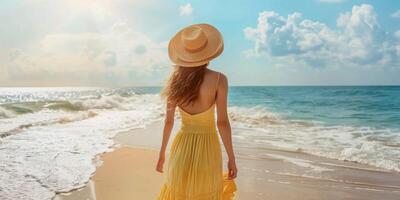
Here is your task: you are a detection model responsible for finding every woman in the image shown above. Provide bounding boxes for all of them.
[156,23,238,200]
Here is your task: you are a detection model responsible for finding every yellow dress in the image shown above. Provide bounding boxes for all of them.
[157,103,237,200]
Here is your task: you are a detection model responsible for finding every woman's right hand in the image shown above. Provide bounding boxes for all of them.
[227,159,238,179]
[156,153,165,173]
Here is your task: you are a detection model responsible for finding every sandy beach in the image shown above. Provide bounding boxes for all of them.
[56,121,400,200]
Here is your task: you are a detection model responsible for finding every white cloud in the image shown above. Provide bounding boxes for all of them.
[3,22,168,86]
[392,10,400,18]
[318,0,347,3]
[0,0,172,86]
[180,3,193,16]
[244,4,399,68]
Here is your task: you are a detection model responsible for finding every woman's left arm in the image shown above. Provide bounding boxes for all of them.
[156,101,176,173]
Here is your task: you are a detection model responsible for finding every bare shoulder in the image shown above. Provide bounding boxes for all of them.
[207,69,228,84]
[215,71,228,87]
[219,72,228,85]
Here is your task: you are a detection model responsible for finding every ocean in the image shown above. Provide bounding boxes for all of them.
[0,86,399,199]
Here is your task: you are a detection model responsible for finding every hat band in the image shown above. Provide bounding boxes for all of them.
[184,39,208,53]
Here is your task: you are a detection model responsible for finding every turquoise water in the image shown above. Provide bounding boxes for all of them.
[229,86,400,130]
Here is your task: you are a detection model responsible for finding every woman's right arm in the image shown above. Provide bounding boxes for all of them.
[216,73,237,179]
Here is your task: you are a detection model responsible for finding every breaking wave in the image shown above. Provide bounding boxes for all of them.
[0,92,164,200]
[228,106,400,172]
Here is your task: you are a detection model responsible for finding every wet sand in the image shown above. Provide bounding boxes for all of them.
[57,121,400,200]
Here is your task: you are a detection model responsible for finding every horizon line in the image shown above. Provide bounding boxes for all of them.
[0,85,400,88]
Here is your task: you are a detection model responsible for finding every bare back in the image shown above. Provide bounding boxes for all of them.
[163,68,230,132]
[177,69,222,115]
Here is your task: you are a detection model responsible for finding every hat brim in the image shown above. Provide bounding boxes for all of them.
[168,24,224,67]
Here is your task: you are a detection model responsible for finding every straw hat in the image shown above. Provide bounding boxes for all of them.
[168,23,224,67]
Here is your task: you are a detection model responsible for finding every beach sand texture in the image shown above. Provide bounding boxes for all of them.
[57,121,400,200]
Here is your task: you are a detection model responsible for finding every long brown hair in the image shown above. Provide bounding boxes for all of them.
[161,64,208,106]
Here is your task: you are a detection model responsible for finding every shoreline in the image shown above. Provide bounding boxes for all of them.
[55,147,164,200]
[57,121,400,200]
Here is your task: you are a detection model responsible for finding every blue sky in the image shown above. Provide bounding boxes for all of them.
[0,0,399,86]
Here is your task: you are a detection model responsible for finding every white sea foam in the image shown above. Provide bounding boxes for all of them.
[0,94,164,200]
[265,153,334,172]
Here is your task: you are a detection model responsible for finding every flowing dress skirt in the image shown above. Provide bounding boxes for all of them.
[157,105,237,200]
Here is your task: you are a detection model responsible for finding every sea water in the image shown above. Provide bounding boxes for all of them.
[0,86,399,199]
